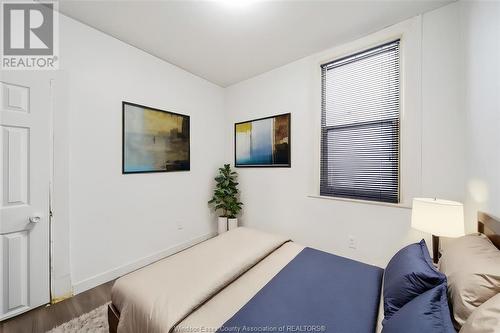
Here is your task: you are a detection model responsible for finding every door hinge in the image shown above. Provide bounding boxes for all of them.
[49,210,54,219]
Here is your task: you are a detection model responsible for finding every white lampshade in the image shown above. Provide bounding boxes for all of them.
[411,198,465,237]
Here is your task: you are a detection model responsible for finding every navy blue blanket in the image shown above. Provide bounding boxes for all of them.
[219,247,383,333]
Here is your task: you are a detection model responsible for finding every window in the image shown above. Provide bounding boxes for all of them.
[320,40,400,203]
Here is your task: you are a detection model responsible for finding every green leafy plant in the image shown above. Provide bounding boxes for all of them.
[208,164,243,218]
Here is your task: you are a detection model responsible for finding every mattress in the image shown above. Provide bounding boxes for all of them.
[112,228,384,333]
[112,227,290,333]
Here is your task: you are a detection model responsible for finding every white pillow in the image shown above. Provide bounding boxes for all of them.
[459,293,500,333]
[439,233,500,329]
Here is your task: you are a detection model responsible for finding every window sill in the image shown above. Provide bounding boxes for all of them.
[307,194,412,209]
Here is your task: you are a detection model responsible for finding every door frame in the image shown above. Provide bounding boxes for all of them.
[48,72,72,303]
[0,70,71,321]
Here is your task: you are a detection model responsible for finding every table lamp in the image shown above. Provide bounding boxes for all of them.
[411,198,465,263]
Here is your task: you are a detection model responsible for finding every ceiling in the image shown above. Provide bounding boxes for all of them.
[58,0,452,87]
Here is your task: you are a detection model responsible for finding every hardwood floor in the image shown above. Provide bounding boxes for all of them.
[0,280,114,333]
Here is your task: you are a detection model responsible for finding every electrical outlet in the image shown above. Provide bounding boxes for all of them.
[177,221,184,231]
[348,236,356,249]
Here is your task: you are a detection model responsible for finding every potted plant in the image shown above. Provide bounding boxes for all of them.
[227,195,243,231]
[208,164,243,234]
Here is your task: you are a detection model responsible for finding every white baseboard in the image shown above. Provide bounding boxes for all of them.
[72,232,216,295]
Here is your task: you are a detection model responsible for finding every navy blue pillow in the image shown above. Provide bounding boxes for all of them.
[383,239,446,321]
[382,284,455,333]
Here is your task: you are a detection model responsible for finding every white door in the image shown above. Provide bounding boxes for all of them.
[0,71,51,320]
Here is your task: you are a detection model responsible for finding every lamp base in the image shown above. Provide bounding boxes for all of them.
[432,234,440,264]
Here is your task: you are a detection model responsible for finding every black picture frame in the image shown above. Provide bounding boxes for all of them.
[234,113,291,168]
[122,101,190,174]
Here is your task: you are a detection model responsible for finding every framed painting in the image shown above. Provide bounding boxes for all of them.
[234,113,291,167]
[122,102,190,174]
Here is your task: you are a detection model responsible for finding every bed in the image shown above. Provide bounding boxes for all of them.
[108,212,500,333]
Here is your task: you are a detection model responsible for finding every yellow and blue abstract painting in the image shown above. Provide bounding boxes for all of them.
[123,102,190,173]
[235,113,290,167]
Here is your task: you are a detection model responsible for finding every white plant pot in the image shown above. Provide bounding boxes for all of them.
[217,217,228,235]
[228,218,238,230]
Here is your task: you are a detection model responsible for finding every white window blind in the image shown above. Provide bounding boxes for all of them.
[320,40,400,203]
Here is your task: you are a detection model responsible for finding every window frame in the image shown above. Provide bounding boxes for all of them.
[307,17,423,210]
[319,38,403,205]
[308,33,410,205]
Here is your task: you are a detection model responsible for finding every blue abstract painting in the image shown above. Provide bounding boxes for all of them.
[235,114,290,167]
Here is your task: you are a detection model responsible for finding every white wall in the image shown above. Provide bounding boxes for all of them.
[421,3,465,203]
[224,3,466,267]
[51,1,499,296]
[54,15,225,296]
[463,1,500,231]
